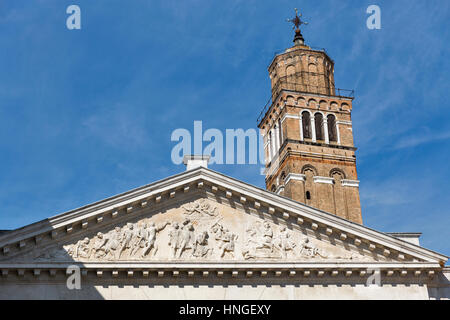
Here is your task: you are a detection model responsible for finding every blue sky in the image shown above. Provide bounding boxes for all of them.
[0,1,449,258]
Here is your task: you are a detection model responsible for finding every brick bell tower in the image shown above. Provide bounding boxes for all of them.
[257,9,363,224]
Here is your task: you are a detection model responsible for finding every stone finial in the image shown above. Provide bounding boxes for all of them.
[183,155,210,171]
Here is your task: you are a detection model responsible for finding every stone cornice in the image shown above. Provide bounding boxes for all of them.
[280,113,300,124]
[313,176,335,184]
[0,262,442,280]
[336,120,352,126]
[0,261,441,270]
[341,179,360,187]
[285,173,306,185]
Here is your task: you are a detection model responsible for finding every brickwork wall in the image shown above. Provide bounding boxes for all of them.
[259,45,363,224]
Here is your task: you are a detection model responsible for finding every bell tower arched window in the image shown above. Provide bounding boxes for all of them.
[302,111,311,139]
[327,114,337,142]
[314,113,324,141]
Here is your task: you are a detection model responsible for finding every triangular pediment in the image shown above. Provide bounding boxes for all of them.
[2,197,376,263]
[0,168,447,268]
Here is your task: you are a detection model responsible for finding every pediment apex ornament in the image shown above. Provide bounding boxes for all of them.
[182,199,218,218]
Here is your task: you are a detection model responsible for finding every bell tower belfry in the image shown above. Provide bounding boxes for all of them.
[258,9,363,224]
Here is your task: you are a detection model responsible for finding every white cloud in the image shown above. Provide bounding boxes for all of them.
[393,130,450,150]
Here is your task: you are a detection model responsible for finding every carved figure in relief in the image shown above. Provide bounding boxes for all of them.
[130,223,146,256]
[259,222,275,252]
[213,224,237,258]
[128,223,143,256]
[273,227,296,258]
[49,220,171,261]
[242,227,260,259]
[92,232,108,259]
[167,218,215,259]
[298,237,327,258]
[192,231,211,257]
[39,214,373,263]
[176,219,195,258]
[118,223,135,258]
[183,199,217,217]
[73,237,91,259]
[141,221,169,258]
[103,227,122,259]
[242,223,296,260]
[168,222,181,258]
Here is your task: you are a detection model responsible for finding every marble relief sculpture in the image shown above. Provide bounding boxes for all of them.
[241,222,297,260]
[72,237,91,259]
[30,199,373,263]
[192,231,211,258]
[273,226,296,258]
[212,223,238,258]
[182,199,218,217]
[298,237,327,258]
[140,222,169,258]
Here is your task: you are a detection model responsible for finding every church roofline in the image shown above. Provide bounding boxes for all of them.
[387,232,423,237]
[0,167,447,265]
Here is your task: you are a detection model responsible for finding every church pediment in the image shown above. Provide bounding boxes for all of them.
[0,168,446,268]
[10,197,376,263]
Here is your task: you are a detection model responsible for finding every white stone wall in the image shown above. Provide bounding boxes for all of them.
[427,268,450,300]
[0,281,438,300]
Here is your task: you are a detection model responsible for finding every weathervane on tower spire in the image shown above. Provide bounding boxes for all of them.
[286,8,308,46]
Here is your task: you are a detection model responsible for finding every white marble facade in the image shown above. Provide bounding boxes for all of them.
[0,167,448,299]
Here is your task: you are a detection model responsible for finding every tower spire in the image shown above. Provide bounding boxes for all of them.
[286,8,308,46]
